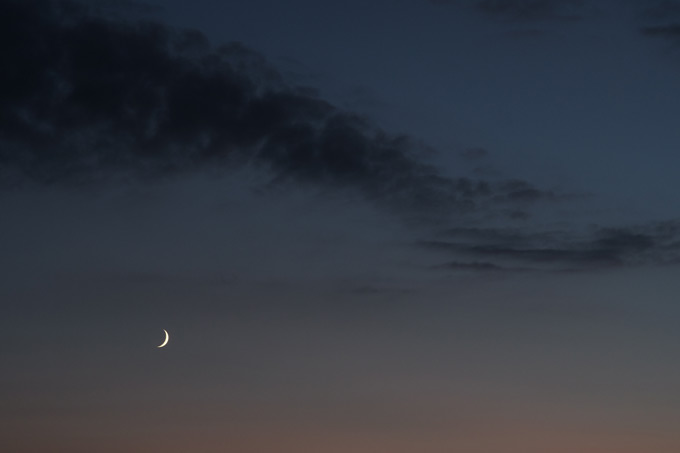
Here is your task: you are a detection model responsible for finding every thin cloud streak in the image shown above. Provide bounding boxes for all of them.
[421,222,680,272]
[641,23,680,38]
[429,0,587,22]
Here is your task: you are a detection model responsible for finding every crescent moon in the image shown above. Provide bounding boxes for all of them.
[157,329,169,348]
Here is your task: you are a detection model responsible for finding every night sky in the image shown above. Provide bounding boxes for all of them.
[3,0,680,451]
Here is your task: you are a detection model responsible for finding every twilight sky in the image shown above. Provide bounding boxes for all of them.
[2,0,680,452]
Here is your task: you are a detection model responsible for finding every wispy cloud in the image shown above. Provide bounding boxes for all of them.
[636,1,680,44]
[641,23,680,39]
[639,0,680,21]
[474,0,585,22]
[421,222,680,272]
[430,0,587,22]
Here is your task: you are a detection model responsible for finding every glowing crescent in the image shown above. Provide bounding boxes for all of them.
[157,329,169,348]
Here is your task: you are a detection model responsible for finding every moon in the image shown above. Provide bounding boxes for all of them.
[157,329,169,348]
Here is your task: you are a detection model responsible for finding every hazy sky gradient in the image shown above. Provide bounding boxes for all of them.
[2,0,680,452]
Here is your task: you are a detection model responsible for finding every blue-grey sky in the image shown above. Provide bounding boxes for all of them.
[2,1,680,452]
[153,0,680,219]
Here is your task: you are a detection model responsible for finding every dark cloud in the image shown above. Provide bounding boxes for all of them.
[432,261,512,272]
[640,0,680,21]
[347,286,417,296]
[440,226,556,244]
[421,222,680,272]
[0,0,566,220]
[475,0,585,22]
[638,1,680,43]
[505,209,530,220]
[493,179,583,203]
[641,23,680,39]
[497,180,547,202]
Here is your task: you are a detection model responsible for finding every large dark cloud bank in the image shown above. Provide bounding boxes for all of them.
[1,0,532,214]
[2,0,679,272]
